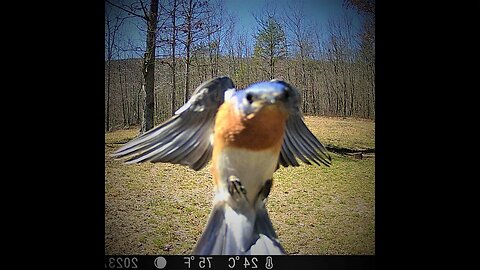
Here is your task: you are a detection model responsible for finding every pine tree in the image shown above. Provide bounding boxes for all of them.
[253,16,287,79]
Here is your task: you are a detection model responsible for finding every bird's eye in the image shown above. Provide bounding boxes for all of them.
[246,93,254,104]
[283,89,290,100]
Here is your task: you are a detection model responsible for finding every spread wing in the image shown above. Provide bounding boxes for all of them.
[277,82,332,168]
[278,113,332,167]
[112,76,235,171]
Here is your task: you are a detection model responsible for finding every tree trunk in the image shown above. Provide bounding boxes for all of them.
[342,67,348,117]
[171,0,177,116]
[105,19,112,132]
[117,62,127,128]
[300,52,307,113]
[129,84,135,125]
[140,84,146,132]
[137,84,142,125]
[121,87,127,127]
[269,53,274,79]
[124,64,130,126]
[349,64,355,117]
[106,60,111,131]
[214,37,220,77]
[183,0,193,104]
[141,0,159,133]
[184,49,191,104]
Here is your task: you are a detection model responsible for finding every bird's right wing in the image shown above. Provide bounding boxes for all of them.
[112,76,236,171]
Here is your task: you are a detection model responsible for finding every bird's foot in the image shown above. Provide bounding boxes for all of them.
[257,179,272,204]
[227,175,248,201]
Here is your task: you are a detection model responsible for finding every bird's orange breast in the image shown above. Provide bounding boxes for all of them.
[211,101,287,189]
[213,102,287,152]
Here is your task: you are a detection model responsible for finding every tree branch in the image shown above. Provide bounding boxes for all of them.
[160,60,173,69]
[138,0,150,20]
[105,0,148,20]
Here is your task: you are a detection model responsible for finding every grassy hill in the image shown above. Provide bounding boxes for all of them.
[105,116,375,255]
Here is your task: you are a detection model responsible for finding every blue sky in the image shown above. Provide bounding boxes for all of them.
[223,0,362,46]
[224,0,359,29]
[106,0,363,58]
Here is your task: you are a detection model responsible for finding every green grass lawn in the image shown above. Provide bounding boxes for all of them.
[105,116,375,255]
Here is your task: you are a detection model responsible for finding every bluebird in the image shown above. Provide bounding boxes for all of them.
[112,76,331,255]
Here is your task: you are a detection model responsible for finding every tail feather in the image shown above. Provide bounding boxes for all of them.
[192,203,228,255]
[248,207,286,255]
[192,202,286,255]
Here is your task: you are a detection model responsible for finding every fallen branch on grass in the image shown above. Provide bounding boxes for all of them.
[325,145,375,159]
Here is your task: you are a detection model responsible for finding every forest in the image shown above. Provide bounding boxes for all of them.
[105,0,376,255]
[105,0,375,131]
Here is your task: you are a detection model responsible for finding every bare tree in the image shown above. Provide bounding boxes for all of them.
[106,0,159,133]
[157,0,180,116]
[345,0,375,118]
[170,0,178,115]
[284,2,313,113]
[105,9,125,131]
[178,0,209,103]
[325,14,356,117]
[141,0,159,132]
[204,0,231,78]
[223,20,237,79]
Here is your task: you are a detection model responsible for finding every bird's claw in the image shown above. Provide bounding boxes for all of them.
[227,176,273,206]
[227,175,248,201]
[259,179,272,202]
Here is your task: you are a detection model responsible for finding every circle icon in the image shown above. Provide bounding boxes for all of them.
[154,256,167,269]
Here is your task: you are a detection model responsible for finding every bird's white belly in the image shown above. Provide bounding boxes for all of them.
[214,147,278,205]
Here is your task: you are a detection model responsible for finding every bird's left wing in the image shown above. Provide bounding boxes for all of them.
[112,76,235,171]
[276,80,332,168]
[279,113,332,167]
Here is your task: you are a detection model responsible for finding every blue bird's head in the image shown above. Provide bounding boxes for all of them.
[233,79,300,118]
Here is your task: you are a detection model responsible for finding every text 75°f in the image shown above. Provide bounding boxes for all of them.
[184,256,213,269]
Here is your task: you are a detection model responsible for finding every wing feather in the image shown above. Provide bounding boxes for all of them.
[279,113,331,168]
[292,117,331,166]
[277,81,331,168]
[112,76,235,171]
[283,126,312,165]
